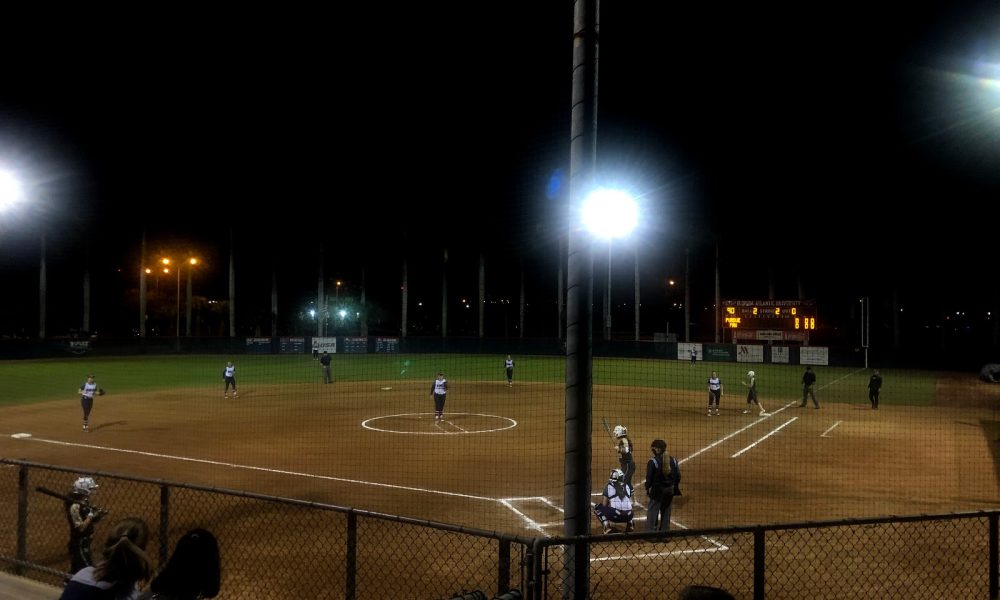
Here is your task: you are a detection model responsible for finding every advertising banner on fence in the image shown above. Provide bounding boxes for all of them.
[311,337,337,354]
[246,337,272,354]
[343,337,368,353]
[703,344,735,362]
[279,337,305,354]
[736,344,764,363]
[799,346,829,365]
[771,346,790,364]
[376,337,399,353]
[677,342,702,362]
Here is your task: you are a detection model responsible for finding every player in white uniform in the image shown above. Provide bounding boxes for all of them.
[504,355,515,386]
[223,361,238,398]
[430,372,448,422]
[707,371,723,416]
[77,374,102,432]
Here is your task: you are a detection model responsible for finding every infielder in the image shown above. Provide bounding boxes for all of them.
[223,361,238,398]
[741,370,767,415]
[707,371,723,416]
[504,355,515,386]
[77,374,104,432]
[430,371,448,422]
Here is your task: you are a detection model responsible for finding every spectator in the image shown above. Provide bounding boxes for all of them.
[138,528,221,600]
[679,585,735,599]
[60,516,152,600]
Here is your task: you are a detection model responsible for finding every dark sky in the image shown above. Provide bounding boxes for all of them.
[1,3,999,336]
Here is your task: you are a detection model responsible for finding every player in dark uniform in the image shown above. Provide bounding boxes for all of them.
[430,371,448,422]
[65,477,105,577]
[504,355,515,387]
[223,361,238,398]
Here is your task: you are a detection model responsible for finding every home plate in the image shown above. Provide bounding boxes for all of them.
[11,433,32,439]
[380,387,393,391]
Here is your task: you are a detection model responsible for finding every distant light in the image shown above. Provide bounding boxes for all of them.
[309,309,316,318]
[582,189,638,239]
[0,170,22,212]
[338,309,347,319]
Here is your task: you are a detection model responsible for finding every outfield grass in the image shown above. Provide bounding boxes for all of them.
[0,354,940,408]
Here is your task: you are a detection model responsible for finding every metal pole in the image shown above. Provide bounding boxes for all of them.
[175,267,181,338]
[605,240,612,341]
[565,0,598,596]
[185,266,193,337]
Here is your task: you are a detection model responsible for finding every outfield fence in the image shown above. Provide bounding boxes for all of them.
[1,459,997,599]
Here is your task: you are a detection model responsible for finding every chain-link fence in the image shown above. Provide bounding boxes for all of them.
[3,459,998,599]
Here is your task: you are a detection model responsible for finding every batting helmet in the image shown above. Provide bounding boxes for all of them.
[747,370,755,378]
[613,425,627,438]
[72,477,98,496]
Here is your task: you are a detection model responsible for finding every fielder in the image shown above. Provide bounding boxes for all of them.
[430,371,448,422]
[223,361,238,398]
[77,374,105,432]
[741,370,767,415]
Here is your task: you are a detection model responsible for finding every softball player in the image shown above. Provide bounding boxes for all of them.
[613,425,636,489]
[504,355,515,386]
[430,371,448,422]
[223,361,238,398]
[741,370,767,415]
[707,371,723,416]
[77,374,103,432]
[592,469,634,533]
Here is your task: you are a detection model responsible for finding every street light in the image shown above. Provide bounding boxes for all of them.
[161,257,199,337]
[582,188,638,341]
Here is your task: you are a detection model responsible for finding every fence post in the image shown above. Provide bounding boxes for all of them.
[159,485,170,565]
[497,539,511,594]
[16,465,28,576]
[754,526,765,600]
[990,512,998,600]
[346,511,357,600]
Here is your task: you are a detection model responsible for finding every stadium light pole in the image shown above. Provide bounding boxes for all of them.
[583,188,639,342]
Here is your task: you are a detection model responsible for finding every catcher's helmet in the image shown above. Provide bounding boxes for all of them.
[613,425,627,438]
[609,468,625,483]
[72,477,98,496]
[747,370,755,378]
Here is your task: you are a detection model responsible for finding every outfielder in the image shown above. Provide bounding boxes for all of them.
[592,469,634,534]
[504,355,515,387]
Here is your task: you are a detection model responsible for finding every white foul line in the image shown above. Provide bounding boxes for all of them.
[679,415,773,465]
[731,418,798,458]
[820,421,842,437]
[11,434,498,502]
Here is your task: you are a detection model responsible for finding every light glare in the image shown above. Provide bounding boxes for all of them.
[582,189,638,239]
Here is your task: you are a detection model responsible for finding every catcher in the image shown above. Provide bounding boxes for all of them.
[78,373,106,432]
[65,477,107,576]
[592,469,635,534]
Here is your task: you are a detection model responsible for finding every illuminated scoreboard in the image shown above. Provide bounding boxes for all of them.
[722,299,816,330]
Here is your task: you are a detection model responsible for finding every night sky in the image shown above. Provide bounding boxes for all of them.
[1,3,999,343]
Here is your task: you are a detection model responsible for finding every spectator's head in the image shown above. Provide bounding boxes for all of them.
[679,585,735,600]
[150,528,221,599]
[94,517,151,586]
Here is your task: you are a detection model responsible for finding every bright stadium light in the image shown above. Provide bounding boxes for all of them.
[0,169,23,212]
[582,188,638,240]
[582,188,639,341]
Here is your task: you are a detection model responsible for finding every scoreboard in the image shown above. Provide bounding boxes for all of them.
[722,299,816,331]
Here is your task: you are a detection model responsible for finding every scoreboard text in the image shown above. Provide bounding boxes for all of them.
[722,299,816,330]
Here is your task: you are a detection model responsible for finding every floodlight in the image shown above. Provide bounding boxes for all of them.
[582,188,638,239]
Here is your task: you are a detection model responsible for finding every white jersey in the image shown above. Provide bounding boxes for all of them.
[224,365,236,378]
[505,359,514,370]
[433,378,447,395]
[708,376,722,391]
[604,482,633,512]
[80,381,98,399]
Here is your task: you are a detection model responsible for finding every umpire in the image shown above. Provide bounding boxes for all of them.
[320,351,332,383]
[800,366,819,408]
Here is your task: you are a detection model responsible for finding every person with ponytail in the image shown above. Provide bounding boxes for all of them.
[644,439,681,531]
[60,516,152,600]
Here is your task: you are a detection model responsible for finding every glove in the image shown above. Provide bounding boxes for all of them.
[98,388,106,396]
